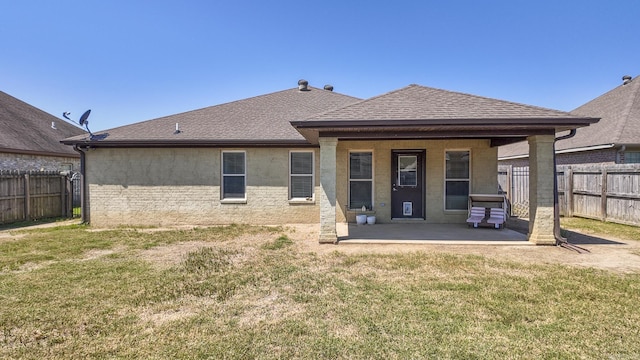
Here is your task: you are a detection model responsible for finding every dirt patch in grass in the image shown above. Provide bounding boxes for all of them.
[137,233,266,269]
[80,248,118,261]
[236,291,305,327]
[139,296,219,327]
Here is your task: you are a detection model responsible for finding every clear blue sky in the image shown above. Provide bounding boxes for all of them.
[2,1,639,132]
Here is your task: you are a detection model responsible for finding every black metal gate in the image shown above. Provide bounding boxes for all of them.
[70,172,82,218]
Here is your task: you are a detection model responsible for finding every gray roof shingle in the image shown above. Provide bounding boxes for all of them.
[0,91,86,156]
[499,76,640,159]
[63,86,361,146]
[301,84,581,122]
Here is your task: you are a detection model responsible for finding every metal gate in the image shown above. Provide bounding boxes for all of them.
[70,172,82,218]
[498,166,529,218]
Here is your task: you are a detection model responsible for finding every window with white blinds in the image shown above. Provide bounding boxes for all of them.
[290,151,314,199]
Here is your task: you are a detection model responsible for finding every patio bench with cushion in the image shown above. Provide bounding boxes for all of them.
[486,207,506,229]
[466,206,486,228]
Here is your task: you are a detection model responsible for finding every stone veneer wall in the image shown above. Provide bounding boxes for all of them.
[0,152,79,172]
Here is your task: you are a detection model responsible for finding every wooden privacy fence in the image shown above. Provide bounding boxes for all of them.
[0,170,76,225]
[499,164,640,226]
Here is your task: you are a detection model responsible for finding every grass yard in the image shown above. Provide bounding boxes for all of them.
[1,221,639,359]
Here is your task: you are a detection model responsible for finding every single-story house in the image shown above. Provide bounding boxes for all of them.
[1,90,86,171]
[499,75,640,166]
[62,81,598,244]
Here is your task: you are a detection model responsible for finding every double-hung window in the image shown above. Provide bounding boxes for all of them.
[290,151,314,200]
[221,151,246,200]
[445,150,470,210]
[349,151,373,210]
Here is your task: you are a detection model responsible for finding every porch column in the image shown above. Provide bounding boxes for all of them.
[527,134,556,245]
[318,137,338,244]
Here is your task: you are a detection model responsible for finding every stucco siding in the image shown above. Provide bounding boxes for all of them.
[86,148,320,227]
[336,139,497,224]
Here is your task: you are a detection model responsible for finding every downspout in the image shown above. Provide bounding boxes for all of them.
[73,144,88,224]
[617,145,626,163]
[553,130,589,253]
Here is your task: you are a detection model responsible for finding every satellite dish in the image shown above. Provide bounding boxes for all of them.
[79,109,91,126]
[63,108,108,141]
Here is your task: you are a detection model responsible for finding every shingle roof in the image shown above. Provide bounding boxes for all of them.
[291,84,596,145]
[62,86,361,146]
[569,76,640,147]
[499,76,640,159]
[301,84,582,121]
[0,91,86,156]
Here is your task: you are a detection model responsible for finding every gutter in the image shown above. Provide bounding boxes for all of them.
[72,145,89,224]
[553,130,589,253]
[499,143,616,161]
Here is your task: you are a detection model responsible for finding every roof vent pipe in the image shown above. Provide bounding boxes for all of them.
[623,75,632,85]
[324,85,334,91]
[298,79,309,91]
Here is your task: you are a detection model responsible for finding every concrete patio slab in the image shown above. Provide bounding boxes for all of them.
[337,222,531,245]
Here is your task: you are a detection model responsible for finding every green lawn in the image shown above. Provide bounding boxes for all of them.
[1,222,639,359]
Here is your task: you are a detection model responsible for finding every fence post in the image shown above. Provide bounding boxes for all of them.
[601,169,608,222]
[566,167,573,218]
[60,176,66,217]
[23,173,31,221]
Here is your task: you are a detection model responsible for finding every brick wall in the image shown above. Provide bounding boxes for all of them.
[85,141,500,227]
[85,147,320,227]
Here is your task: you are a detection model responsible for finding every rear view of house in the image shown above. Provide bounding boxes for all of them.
[62,81,598,244]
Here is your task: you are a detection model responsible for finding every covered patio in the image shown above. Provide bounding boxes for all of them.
[291,85,599,245]
[336,222,530,245]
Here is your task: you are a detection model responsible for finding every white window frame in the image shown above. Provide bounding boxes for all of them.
[289,150,315,203]
[348,150,374,210]
[221,150,247,203]
[444,149,470,211]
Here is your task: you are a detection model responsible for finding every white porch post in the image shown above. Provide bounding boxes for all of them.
[527,134,556,245]
[318,137,338,243]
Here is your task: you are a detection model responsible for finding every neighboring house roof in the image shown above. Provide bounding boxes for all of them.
[62,86,361,147]
[292,84,598,145]
[62,83,598,148]
[0,91,86,157]
[499,76,640,159]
